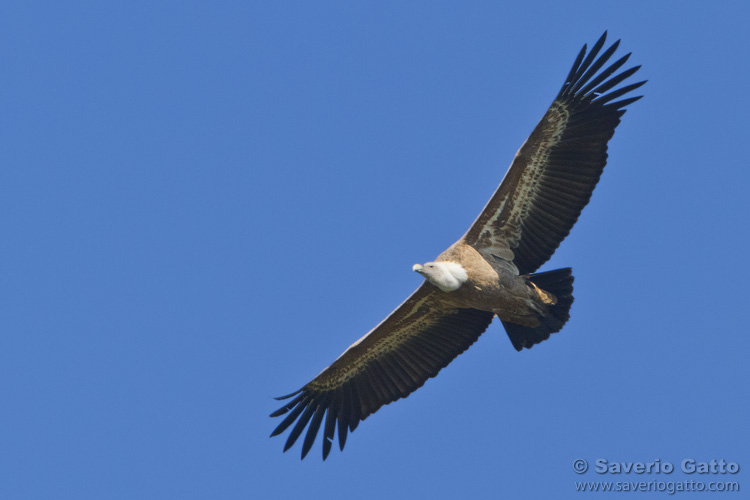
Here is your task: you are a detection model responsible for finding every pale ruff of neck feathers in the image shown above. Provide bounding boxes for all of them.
[421,262,468,292]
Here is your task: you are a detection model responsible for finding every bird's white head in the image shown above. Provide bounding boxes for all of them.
[412,261,468,292]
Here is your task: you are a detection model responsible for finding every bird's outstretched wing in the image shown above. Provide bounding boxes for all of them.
[270,284,494,460]
[464,32,646,274]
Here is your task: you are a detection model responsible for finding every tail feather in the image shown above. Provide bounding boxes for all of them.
[502,268,574,351]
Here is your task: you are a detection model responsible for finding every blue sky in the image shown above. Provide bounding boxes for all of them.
[2,2,749,499]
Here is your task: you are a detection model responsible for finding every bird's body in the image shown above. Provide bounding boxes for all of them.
[270,32,645,460]
[421,240,554,326]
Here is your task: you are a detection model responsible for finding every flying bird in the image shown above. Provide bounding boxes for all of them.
[270,32,645,460]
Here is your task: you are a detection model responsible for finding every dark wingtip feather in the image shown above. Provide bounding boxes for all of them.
[561,44,588,95]
[300,402,327,459]
[595,80,646,106]
[322,401,337,460]
[570,32,607,85]
[589,65,641,97]
[554,33,644,117]
[270,395,309,437]
[269,392,305,418]
[570,40,620,95]
[604,95,644,111]
[579,53,632,98]
[274,389,303,401]
[337,423,348,451]
[283,402,316,453]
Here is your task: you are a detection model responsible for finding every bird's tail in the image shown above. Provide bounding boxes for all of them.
[502,268,574,351]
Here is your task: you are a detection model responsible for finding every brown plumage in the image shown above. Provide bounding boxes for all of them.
[270,32,645,459]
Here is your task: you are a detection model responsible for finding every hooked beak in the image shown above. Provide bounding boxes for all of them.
[412,264,424,274]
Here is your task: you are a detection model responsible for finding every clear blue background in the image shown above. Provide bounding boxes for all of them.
[2,2,748,499]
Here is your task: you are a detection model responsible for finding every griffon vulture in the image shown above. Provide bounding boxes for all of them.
[270,32,645,459]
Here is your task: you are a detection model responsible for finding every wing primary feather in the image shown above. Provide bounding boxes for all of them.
[337,383,352,450]
[269,392,305,418]
[594,80,646,105]
[283,400,317,452]
[300,400,327,460]
[560,44,588,95]
[570,40,620,94]
[579,53,632,97]
[273,389,303,401]
[570,32,607,87]
[270,394,311,437]
[604,95,644,111]
[322,397,338,460]
[590,66,642,97]
[348,381,362,430]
